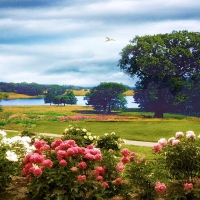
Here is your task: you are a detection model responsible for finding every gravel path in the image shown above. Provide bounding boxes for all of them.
[5,130,157,147]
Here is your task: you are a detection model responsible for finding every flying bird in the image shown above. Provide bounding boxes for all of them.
[105,36,116,42]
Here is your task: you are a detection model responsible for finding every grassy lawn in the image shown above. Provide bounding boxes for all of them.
[0,105,199,142]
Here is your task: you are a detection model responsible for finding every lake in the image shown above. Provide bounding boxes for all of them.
[0,96,138,108]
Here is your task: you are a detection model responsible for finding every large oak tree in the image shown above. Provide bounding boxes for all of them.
[118,30,200,118]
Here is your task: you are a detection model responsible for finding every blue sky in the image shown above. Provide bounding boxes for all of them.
[0,0,200,87]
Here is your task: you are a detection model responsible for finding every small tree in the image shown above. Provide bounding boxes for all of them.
[60,90,77,106]
[44,90,55,105]
[84,82,127,113]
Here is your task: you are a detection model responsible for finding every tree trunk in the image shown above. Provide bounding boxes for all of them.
[153,110,164,118]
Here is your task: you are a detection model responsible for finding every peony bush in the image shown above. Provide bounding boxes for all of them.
[153,130,200,199]
[21,138,131,199]
[2,126,200,200]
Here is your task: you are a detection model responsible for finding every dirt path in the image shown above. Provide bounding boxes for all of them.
[5,130,157,147]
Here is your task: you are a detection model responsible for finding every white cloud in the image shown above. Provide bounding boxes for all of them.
[0,0,199,86]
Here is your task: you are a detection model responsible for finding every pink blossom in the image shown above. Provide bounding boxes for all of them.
[57,150,67,160]
[121,148,131,157]
[152,144,162,153]
[77,175,86,182]
[158,138,167,147]
[34,140,47,149]
[184,183,193,190]
[96,175,104,182]
[168,137,176,144]
[87,144,94,149]
[84,153,95,160]
[95,166,105,175]
[59,159,67,166]
[186,131,196,139]
[43,159,53,168]
[121,156,130,164]
[66,148,75,157]
[101,182,108,188]
[51,139,63,148]
[116,163,124,172]
[33,168,43,177]
[155,182,167,194]
[129,152,138,160]
[172,139,180,146]
[29,153,44,164]
[115,178,123,184]
[78,161,87,169]
[175,131,184,138]
[71,167,78,171]
[94,154,102,161]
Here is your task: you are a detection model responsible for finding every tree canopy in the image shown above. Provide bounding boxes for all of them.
[44,89,77,106]
[84,82,127,113]
[118,30,200,118]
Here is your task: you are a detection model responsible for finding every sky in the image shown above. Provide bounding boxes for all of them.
[0,0,200,87]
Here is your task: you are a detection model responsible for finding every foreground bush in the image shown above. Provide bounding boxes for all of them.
[153,131,200,199]
[0,130,34,192]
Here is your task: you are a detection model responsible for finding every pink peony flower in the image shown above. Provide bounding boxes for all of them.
[96,175,104,182]
[152,144,162,153]
[172,139,180,146]
[77,175,86,182]
[29,153,44,164]
[168,137,175,144]
[115,178,123,184]
[57,150,67,160]
[186,131,196,139]
[184,183,193,190]
[129,152,138,160]
[121,148,131,157]
[51,139,63,148]
[78,161,87,169]
[175,131,184,138]
[71,167,78,171]
[121,156,130,164]
[34,140,47,149]
[33,167,43,177]
[95,166,105,175]
[101,182,108,188]
[158,138,167,147]
[155,182,166,194]
[43,159,53,168]
[116,163,124,172]
[59,159,67,166]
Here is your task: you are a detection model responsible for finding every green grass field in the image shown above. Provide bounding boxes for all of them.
[1,105,199,160]
[0,105,199,143]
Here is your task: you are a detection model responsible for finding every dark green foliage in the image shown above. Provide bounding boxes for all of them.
[84,82,128,113]
[118,30,200,118]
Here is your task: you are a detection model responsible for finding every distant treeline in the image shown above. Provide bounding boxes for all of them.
[0,82,134,96]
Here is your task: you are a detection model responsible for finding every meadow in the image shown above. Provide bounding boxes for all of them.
[0,105,199,142]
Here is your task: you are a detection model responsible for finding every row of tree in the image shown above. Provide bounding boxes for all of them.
[0,82,89,96]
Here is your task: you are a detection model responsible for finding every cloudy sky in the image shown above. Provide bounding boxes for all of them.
[0,0,199,87]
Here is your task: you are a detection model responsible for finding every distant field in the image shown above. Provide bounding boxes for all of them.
[1,90,134,99]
